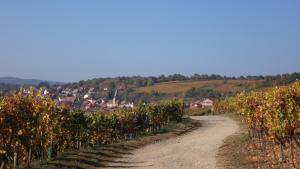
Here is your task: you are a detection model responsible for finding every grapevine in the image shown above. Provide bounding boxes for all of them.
[0,88,184,168]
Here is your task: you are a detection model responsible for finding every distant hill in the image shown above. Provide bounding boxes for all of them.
[2,73,298,101]
[0,77,63,86]
[60,72,300,103]
[135,79,264,95]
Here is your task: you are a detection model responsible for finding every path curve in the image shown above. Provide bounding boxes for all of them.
[103,115,239,169]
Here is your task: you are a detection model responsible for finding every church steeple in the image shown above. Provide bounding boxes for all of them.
[112,89,118,106]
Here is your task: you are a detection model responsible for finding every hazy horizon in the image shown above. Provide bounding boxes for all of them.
[1,1,299,82]
[1,71,300,84]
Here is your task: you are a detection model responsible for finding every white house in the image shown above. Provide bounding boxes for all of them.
[43,89,49,95]
[190,101,202,109]
[83,94,89,99]
[124,102,134,108]
[201,99,214,109]
[88,99,97,105]
[190,98,214,110]
[88,88,94,93]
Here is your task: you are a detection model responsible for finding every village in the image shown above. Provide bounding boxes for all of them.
[19,86,134,112]
[18,85,214,112]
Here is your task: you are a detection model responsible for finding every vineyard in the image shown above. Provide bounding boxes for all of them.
[0,88,184,169]
[215,82,300,168]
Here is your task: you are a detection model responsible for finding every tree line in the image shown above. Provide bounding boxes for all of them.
[66,72,300,89]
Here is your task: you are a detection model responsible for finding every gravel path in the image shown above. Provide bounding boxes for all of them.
[102,115,239,169]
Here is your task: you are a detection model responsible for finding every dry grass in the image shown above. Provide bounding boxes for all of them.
[135,80,263,95]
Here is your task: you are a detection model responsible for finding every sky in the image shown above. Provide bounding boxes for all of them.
[0,0,300,82]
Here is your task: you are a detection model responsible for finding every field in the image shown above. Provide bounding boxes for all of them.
[135,79,264,95]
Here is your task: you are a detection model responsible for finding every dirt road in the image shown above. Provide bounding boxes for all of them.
[103,115,239,169]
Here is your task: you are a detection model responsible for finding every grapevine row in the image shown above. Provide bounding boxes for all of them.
[0,88,184,169]
[215,82,300,167]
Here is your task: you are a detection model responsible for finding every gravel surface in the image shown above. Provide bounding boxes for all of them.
[102,115,239,169]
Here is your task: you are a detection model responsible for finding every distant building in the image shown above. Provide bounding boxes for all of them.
[83,94,89,99]
[58,96,76,107]
[72,89,79,96]
[107,89,119,107]
[201,98,214,110]
[190,98,214,110]
[190,101,202,109]
[43,89,49,95]
[23,89,30,94]
[120,101,134,108]
[88,88,94,93]
[62,88,71,95]
[88,99,97,105]
[106,100,116,108]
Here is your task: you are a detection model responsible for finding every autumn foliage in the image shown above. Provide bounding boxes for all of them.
[215,82,300,168]
[0,88,184,169]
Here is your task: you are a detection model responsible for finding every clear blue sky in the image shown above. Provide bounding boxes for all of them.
[0,1,299,82]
